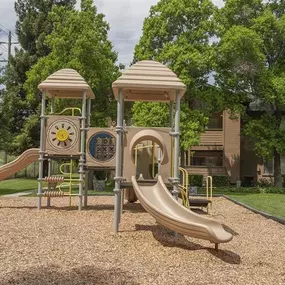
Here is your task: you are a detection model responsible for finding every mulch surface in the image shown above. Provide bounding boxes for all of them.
[0,196,284,285]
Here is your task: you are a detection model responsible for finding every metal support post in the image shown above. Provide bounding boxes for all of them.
[113,89,123,233]
[120,188,124,216]
[169,101,174,177]
[37,90,46,209]
[172,91,181,200]
[47,158,52,207]
[78,91,87,210]
[87,98,91,128]
[84,170,89,208]
[50,97,55,114]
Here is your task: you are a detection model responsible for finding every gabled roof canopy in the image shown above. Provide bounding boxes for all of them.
[112,60,186,102]
[38,69,95,99]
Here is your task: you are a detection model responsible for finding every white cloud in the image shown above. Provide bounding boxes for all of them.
[94,0,224,66]
[0,0,224,66]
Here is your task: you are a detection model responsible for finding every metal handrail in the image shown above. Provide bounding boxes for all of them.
[179,167,189,208]
[206,176,213,209]
[57,107,82,116]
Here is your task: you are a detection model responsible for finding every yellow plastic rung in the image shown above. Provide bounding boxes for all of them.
[45,176,65,183]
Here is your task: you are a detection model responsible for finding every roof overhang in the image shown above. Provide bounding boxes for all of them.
[38,69,95,99]
[112,60,186,102]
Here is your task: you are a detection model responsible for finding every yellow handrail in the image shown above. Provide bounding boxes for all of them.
[179,167,189,208]
[206,176,213,209]
[57,107,82,116]
[152,141,155,178]
[134,143,158,179]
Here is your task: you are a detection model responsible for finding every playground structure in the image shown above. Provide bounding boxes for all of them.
[0,60,233,249]
[109,60,232,248]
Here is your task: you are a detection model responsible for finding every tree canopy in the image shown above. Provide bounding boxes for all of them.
[132,0,222,150]
[215,0,285,186]
[0,0,119,153]
[25,0,119,127]
[0,0,76,154]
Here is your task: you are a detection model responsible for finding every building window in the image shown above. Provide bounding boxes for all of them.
[206,112,223,130]
[264,155,285,175]
[264,158,274,175]
[190,151,223,167]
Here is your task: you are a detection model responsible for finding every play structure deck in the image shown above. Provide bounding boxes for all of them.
[0,60,232,249]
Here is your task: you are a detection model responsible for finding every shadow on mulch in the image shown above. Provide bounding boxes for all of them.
[191,208,208,215]
[0,202,146,213]
[2,265,139,285]
[222,224,239,236]
[135,224,241,265]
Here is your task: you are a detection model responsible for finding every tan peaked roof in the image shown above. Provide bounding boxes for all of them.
[112,60,186,102]
[38,69,95,99]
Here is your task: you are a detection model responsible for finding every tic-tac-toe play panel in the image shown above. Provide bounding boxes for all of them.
[86,128,117,168]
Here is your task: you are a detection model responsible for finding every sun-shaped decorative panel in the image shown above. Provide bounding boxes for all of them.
[47,119,79,151]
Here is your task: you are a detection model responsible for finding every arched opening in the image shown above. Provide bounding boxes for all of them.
[129,130,166,180]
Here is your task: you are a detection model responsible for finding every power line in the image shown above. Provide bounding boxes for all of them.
[0,30,19,63]
[0,24,18,41]
[0,45,8,52]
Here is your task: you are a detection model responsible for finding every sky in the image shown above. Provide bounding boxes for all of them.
[0,0,223,66]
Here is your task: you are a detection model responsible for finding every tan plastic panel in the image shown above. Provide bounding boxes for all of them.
[132,176,233,244]
[38,69,95,99]
[45,116,80,156]
[0,148,39,181]
[112,60,186,102]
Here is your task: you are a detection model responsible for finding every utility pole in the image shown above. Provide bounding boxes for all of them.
[0,29,18,64]
[0,29,18,164]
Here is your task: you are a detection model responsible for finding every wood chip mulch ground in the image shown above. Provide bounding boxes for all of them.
[0,196,284,285]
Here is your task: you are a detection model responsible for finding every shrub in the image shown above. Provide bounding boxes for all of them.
[189,174,203,187]
[263,187,285,194]
[257,178,273,187]
[212,175,229,187]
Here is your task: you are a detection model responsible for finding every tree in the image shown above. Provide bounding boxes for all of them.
[0,0,76,154]
[24,0,119,147]
[132,0,221,150]
[216,0,285,186]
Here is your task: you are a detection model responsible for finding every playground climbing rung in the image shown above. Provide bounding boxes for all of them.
[43,191,65,197]
[44,176,65,183]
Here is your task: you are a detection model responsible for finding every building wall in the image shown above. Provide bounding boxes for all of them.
[185,111,241,183]
[223,112,240,182]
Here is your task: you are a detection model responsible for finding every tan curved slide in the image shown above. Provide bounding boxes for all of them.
[0,148,39,181]
[132,175,233,245]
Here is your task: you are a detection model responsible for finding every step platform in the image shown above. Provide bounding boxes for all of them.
[189,198,211,208]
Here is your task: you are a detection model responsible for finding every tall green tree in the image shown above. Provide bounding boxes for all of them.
[216,0,285,186]
[132,0,221,150]
[0,0,76,154]
[23,0,119,147]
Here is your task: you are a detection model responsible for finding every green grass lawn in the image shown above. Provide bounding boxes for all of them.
[228,193,285,219]
[0,178,38,195]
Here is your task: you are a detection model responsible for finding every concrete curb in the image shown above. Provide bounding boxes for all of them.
[223,195,285,226]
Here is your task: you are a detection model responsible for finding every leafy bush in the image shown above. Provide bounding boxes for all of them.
[189,174,203,187]
[262,187,285,194]
[212,175,229,187]
[218,186,285,194]
[257,178,273,187]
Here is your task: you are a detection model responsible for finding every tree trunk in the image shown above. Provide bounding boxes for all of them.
[274,149,282,187]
